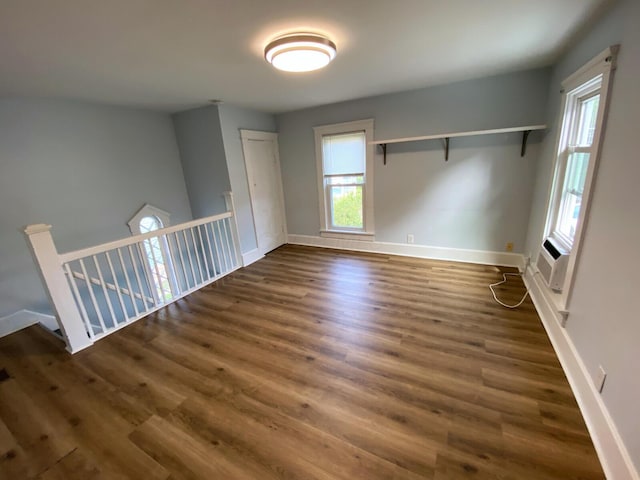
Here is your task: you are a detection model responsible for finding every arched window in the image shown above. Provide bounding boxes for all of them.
[138,215,173,302]
[128,204,174,304]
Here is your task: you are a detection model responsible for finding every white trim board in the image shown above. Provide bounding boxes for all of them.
[287,234,525,269]
[0,310,57,338]
[523,266,639,480]
[241,248,264,267]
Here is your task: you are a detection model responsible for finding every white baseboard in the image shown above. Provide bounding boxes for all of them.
[242,248,264,267]
[0,310,58,338]
[524,266,639,480]
[287,234,525,269]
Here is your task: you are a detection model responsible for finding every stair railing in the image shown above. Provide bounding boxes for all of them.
[24,192,242,353]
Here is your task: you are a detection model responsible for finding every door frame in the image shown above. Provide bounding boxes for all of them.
[240,129,288,256]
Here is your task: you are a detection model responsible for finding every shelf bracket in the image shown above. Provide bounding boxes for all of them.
[521,130,531,157]
[379,143,387,165]
[442,137,450,161]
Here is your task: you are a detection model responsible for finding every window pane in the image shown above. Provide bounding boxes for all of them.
[565,152,590,196]
[575,94,600,146]
[139,215,172,301]
[556,152,590,242]
[323,132,365,175]
[139,215,162,233]
[557,192,581,241]
[326,175,364,185]
[330,185,363,229]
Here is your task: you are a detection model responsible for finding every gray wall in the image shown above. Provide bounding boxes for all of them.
[0,99,192,317]
[218,104,277,254]
[524,0,639,469]
[172,105,231,218]
[276,68,550,253]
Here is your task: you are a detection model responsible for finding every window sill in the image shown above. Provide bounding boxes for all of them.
[549,232,572,254]
[531,265,570,325]
[542,279,566,311]
[320,230,375,241]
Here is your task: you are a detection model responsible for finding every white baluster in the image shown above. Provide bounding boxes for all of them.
[165,233,183,294]
[79,258,107,334]
[136,242,158,305]
[117,247,140,317]
[174,231,190,289]
[221,218,233,270]
[182,230,197,288]
[63,262,95,339]
[196,224,212,281]
[208,222,222,278]
[92,255,118,327]
[203,223,217,277]
[189,227,204,284]
[105,250,129,323]
[215,221,230,273]
[128,245,151,311]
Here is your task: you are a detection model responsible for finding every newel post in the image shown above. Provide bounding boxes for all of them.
[223,191,243,267]
[24,224,93,353]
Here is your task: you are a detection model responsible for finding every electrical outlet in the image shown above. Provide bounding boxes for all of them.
[596,365,607,393]
[505,242,514,252]
[407,234,415,244]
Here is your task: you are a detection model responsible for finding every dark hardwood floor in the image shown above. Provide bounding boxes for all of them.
[0,244,604,479]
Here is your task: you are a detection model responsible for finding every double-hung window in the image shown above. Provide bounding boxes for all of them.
[324,132,365,230]
[314,119,374,239]
[544,46,617,300]
[551,79,601,248]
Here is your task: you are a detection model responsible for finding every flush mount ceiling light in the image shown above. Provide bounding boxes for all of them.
[264,33,337,73]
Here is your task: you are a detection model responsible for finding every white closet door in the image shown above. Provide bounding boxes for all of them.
[241,130,287,255]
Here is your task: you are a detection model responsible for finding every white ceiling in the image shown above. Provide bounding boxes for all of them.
[0,0,613,113]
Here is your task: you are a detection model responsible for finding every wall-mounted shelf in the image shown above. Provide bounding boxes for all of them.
[371,124,547,164]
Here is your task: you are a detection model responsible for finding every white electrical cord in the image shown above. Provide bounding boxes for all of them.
[489,272,529,309]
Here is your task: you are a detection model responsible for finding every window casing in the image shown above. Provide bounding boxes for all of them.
[543,46,617,304]
[314,119,375,238]
[128,204,176,304]
[138,215,173,302]
[549,78,602,250]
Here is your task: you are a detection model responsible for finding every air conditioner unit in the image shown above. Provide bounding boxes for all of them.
[536,238,569,292]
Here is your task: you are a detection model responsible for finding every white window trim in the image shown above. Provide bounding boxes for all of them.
[127,204,177,303]
[128,204,171,235]
[548,77,602,251]
[543,45,618,309]
[314,119,375,239]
